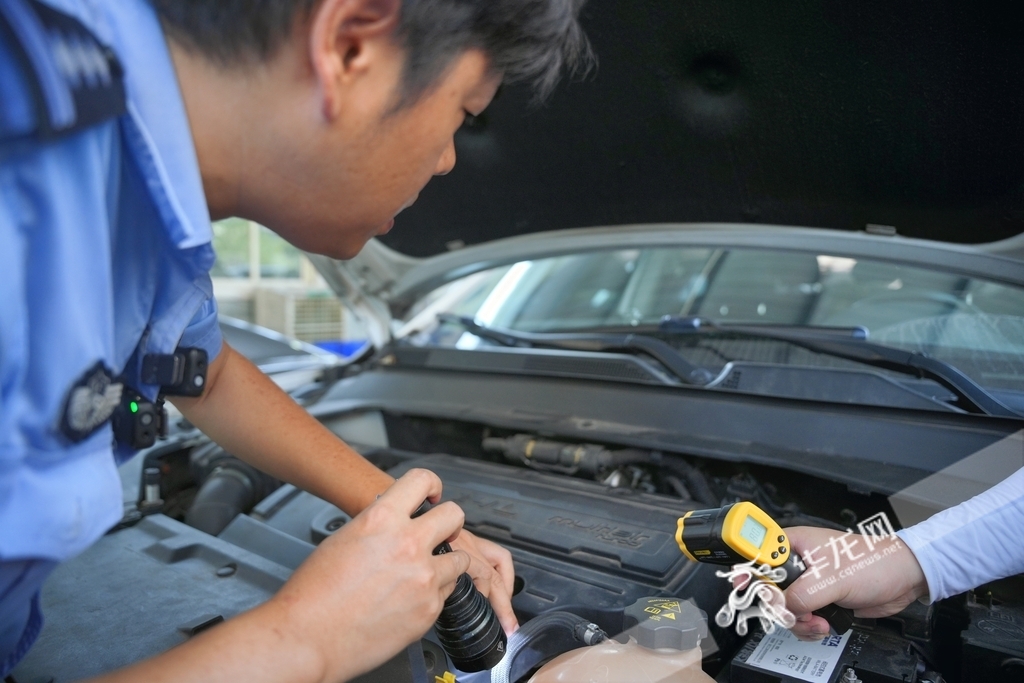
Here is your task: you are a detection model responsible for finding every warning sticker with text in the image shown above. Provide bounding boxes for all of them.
[745,628,850,682]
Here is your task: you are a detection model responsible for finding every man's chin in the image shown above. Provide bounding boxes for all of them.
[378,218,396,235]
[306,238,367,261]
[276,220,391,260]
[324,219,393,259]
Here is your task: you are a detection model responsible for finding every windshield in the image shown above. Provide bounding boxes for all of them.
[402,247,1024,395]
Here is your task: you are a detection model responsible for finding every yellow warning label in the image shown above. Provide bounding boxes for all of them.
[648,600,682,613]
[663,612,676,620]
[435,673,456,683]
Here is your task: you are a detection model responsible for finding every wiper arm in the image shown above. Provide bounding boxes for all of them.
[660,316,1018,417]
[437,313,715,386]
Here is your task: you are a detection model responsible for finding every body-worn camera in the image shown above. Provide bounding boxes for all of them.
[113,348,208,450]
[112,389,165,450]
[142,347,208,397]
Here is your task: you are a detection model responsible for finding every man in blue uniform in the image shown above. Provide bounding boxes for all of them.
[0,0,591,679]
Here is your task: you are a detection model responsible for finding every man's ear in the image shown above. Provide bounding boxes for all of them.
[309,0,402,120]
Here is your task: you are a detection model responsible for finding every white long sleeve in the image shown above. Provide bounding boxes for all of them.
[896,466,1024,602]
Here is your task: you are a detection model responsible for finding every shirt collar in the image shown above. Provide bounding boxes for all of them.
[48,0,213,250]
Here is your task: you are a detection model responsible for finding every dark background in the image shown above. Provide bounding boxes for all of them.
[384,0,1024,257]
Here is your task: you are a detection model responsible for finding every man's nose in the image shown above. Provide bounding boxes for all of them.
[434,140,456,176]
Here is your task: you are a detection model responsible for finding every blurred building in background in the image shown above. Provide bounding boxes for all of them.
[211,218,365,344]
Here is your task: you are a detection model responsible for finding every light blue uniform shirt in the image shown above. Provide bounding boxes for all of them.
[0,0,222,672]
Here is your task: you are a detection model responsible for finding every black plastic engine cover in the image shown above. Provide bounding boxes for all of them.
[388,454,729,636]
[14,454,730,680]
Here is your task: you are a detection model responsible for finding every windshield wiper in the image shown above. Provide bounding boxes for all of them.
[660,315,871,340]
[660,316,1018,417]
[437,313,715,386]
[436,314,1017,417]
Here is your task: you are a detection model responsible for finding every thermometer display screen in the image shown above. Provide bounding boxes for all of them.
[739,516,767,549]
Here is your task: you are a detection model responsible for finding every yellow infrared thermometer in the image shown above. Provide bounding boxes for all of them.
[675,501,855,634]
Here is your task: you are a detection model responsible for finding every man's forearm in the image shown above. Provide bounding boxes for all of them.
[171,342,520,634]
[85,601,326,683]
[171,342,394,515]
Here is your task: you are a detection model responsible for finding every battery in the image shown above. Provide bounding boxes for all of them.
[730,626,920,683]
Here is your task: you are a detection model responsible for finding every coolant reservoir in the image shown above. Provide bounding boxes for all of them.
[528,598,715,683]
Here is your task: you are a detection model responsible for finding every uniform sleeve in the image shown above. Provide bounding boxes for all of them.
[177,273,223,363]
[897,466,1024,602]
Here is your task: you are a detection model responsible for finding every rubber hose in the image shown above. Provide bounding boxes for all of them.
[491,611,607,683]
[663,458,718,506]
[603,448,654,469]
[185,466,256,536]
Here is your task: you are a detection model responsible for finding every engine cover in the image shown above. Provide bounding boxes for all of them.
[388,454,729,635]
[13,452,731,681]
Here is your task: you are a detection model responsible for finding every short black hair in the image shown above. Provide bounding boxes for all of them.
[150,0,593,103]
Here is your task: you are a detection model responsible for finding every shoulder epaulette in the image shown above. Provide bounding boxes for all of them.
[0,0,126,143]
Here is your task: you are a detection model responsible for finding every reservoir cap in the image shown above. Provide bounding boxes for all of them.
[624,597,708,651]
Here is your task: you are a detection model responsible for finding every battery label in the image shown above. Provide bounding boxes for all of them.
[744,628,850,681]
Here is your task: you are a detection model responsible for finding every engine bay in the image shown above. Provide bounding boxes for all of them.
[11,409,1024,683]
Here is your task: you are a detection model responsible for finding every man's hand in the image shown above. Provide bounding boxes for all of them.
[274,469,471,681]
[783,526,929,640]
[87,469,468,683]
[173,342,523,635]
[450,530,519,634]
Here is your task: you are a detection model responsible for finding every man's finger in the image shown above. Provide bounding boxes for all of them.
[785,566,845,618]
[436,549,471,589]
[444,526,463,546]
[465,564,492,598]
[486,581,519,635]
[789,614,831,641]
[380,468,443,516]
[494,548,515,599]
[418,501,466,550]
[439,576,461,604]
[782,526,821,557]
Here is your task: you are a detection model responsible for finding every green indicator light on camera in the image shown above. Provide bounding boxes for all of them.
[130,401,139,413]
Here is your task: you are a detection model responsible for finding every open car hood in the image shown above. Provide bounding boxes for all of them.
[309,225,1024,347]
[310,0,1024,341]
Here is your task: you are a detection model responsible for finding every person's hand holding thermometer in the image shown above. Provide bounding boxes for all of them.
[675,502,856,635]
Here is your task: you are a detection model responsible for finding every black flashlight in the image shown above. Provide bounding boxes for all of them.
[415,502,507,672]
